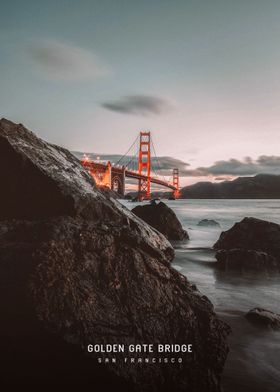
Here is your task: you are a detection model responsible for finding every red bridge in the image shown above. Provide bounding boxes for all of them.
[81,131,180,200]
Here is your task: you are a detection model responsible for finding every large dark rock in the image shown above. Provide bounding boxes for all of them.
[214,217,280,253]
[0,119,229,391]
[132,202,189,241]
[213,217,280,270]
[0,119,123,222]
[245,308,280,330]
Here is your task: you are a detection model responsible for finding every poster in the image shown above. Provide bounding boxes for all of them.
[0,1,279,391]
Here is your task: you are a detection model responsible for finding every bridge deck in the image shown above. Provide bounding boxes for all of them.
[81,160,176,191]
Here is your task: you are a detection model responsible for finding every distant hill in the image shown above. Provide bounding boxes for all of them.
[180,174,280,199]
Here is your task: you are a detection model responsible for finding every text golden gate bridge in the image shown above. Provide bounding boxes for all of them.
[81,131,180,201]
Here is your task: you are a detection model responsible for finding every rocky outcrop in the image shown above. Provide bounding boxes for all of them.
[213,217,280,271]
[0,119,120,221]
[198,219,221,228]
[132,202,189,241]
[0,119,229,391]
[245,308,280,330]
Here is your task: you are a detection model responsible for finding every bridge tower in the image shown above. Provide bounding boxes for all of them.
[138,131,151,200]
[173,168,180,199]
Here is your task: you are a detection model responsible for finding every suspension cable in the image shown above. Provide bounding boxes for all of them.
[151,136,168,182]
[115,134,139,166]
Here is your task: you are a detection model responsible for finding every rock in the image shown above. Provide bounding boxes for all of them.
[198,219,221,228]
[132,202,189,241]
[0,119,229,391]
[245,308,280,330]
[0,118,117,221]
[214,217,280,254]
[213,217,280,270]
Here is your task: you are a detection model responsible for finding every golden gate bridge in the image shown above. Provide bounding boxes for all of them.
[81,131,180,201]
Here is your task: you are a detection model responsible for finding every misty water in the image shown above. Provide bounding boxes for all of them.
[122,199,280,392]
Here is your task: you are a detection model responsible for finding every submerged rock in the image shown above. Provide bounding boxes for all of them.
[132,201,189,241]
[198,219,220,228]
[213,217,280,270]
[245,308,280,330]
[215,249,278,271]
[0,119,229,391]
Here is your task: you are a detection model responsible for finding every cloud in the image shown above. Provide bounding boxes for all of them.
[184,155,280,177]
[28,40,109,81]
[74,151,280,179]
[101,95,172,116]
[152,156,190,176]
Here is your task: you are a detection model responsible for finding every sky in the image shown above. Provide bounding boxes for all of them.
[1,0,280,186]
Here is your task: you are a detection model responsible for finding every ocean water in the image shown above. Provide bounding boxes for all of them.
[122,199,280,392]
